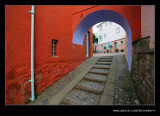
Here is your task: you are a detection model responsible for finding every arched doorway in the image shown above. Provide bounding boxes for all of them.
[72,10,132,71]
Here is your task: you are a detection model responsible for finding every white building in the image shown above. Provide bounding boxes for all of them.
[95,21,126,44]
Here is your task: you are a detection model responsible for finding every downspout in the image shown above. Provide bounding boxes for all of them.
[29,5,35,101]
[86,32,89,58]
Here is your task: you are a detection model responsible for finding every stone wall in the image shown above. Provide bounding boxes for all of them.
[131,36,154,104]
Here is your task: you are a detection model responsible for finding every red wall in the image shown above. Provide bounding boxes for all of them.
[6,6,89,104]
[5,5,141,104]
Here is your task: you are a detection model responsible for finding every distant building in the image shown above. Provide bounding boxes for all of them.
[95,21,126,53]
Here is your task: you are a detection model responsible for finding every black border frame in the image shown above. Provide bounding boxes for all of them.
[0,0,159,113]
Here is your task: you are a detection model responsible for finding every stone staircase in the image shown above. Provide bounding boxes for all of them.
[60,56,113,105]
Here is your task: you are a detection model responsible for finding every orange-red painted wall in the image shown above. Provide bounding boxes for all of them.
[5,5,141,104]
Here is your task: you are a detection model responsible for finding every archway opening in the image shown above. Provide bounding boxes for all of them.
[72,10,132,71]
[93,21,127,55]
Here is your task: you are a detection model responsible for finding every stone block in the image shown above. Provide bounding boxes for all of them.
[100,95,114,105]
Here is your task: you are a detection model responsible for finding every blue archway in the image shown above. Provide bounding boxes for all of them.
[72,10,132,71]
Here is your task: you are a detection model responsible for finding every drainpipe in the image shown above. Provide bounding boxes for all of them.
[86,32,89,58]
[29,5,35,101]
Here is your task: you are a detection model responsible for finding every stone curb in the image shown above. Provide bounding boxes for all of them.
[99,56,117,105]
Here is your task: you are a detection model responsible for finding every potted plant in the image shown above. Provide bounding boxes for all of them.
[109,45,112,53]
[115,48,119,52]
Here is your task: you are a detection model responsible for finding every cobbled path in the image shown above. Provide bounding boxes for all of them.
[114,54,140,105]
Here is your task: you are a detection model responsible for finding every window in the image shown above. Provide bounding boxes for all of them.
[100,25,102,31]
[116,27,120,33]
[101,44,103,48]
[52,39,58,57]
[118,41,121,45]
[108,42,110,46]
[121,49,124,52]
[121,41,123,43]
[109,22,112,25]
[104,34,106,38]
[114,42,117,48]
[99,36,101,41]
[98,38,100,43]
[105,22,108,26]
[99,35,102,41]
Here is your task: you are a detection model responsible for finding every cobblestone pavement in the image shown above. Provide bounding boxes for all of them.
[114,54,140,105]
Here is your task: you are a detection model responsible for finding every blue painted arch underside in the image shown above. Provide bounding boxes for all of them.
[72,10,132,71]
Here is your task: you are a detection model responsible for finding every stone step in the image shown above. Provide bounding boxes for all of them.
[96,62,112,65]
[100,56,113,58]
[74,85,103,95]
[61,98,79,105]
[83,76,106,83]
[76,79,105,92]
[89,68,109,75]
[98,59,112,62]
[63,89,101,105]
[84,73,108,82]
[93,65,110,69]
[99,58,113,60]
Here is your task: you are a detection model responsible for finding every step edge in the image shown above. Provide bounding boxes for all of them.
[74,85,103,95]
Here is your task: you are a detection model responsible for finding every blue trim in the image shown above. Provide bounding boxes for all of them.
[29,5,35,101]
[86,32,89,58]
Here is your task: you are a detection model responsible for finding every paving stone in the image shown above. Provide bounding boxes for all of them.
[134,99,140,104]
[64,89,101,105]
[114,54,140,105]
[115,95,118,99]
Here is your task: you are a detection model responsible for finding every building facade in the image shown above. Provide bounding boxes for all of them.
[95,21,126,53]
[96,38,126,53]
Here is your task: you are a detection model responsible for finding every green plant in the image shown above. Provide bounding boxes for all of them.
[109,45,112,49]
[104,46,106,49]
[93,33,98,44]
[115,48,119,52]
